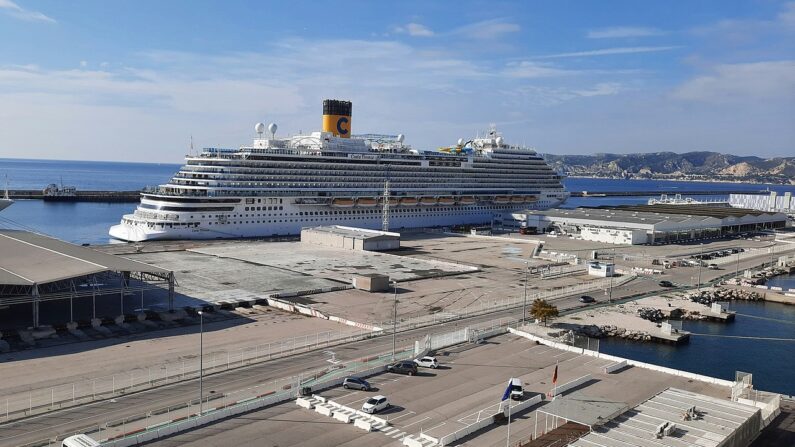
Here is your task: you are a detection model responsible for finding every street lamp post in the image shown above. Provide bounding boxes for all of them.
[609,248,615,303]
[522,262,529,322]
[697,243,703,292]
[198,310,204,415]
[391,281,397,361]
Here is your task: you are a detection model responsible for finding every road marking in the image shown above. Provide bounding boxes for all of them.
[424,421,446,432]
[400,416,431,429]
[345,396,370,405]
[338,390,359,399]
[382,427,400,435]
[552,351,570,358]
[387,410,415,422]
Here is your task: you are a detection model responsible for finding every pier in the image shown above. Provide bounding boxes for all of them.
[6,188,768,203]
[570,189,768,197]
[8,189,141,202]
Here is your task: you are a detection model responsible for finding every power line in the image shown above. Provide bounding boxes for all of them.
[689,333,795,341]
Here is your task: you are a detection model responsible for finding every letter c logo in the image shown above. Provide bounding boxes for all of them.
[337,117,349,135]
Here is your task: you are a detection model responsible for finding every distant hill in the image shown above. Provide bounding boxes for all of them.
[541,151,795,184]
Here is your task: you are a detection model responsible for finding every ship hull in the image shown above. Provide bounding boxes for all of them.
[109,196,567,242]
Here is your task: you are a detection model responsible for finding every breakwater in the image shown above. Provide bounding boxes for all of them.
[7,188,766,203]
[8,189,141,202]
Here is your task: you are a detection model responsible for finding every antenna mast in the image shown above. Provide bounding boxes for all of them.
[381,179,390,232]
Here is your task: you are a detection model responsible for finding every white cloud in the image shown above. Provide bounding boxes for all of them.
[394,22,434,37]
[587,27,664,39]
[454,18,520,39]
[537,46,680,59]
[79,60,87,68]
[503,61,574,78]
[779,2,795,28]
[573,82,623,97]
[673,60,795,103]
[0,0,55,23]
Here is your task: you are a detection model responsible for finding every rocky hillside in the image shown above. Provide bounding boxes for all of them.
[542,151,795,184]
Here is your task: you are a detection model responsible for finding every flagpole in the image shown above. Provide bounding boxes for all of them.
[552,361,559,399]
[506,399,511,447]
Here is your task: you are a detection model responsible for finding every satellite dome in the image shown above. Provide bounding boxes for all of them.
[255,122,265,134]
[457,138,464,146]
[496,136,504,146]
[396,134,405,143]
[268,123,278,135]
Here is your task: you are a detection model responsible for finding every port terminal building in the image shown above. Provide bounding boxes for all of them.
[730,191,795,216]
[510,204,787,245]
[0,230,175,329]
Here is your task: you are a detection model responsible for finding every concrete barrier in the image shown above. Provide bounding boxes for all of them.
[402,436,425,447]
[604,360,628,374]
[550,374,592,397]
[333,410,351,423]
[354,418,373,432]
[508,327,735,388]
[315,404,333,416]
[296,397,314,409]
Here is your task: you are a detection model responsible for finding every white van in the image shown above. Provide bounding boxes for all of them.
[509,378,524,400]
[62,434,101,447]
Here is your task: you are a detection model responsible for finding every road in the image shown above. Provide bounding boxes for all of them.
[0,246,780,446]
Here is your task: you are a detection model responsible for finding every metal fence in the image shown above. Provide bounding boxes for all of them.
[1,327,380,423]
[374,274,636,332]
[19,318,513,447]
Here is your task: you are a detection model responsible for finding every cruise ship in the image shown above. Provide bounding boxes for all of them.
[109,100,568,241]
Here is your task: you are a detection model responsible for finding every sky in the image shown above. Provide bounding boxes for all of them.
[0,0,793,163]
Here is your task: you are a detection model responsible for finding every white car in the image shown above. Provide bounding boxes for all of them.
[414,356,439,368]
[361,395,390,414]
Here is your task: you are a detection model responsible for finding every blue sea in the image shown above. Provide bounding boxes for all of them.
[2,158,795,395]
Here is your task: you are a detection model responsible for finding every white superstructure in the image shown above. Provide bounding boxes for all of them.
[110,101,568,242]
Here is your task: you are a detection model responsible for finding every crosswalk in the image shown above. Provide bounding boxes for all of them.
[296,396,437,446]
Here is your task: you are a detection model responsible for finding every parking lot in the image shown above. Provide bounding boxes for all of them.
[150,332,733,447]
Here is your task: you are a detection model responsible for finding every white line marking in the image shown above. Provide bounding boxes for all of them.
[400,416,431,429]
[552,351,570,358]
[387,410,416,422]
[423,421,446,432]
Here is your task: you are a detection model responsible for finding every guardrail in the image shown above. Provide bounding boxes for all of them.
[1,326,381,424]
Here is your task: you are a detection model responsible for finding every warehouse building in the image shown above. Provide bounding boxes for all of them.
[511,204,787,245]
[300,225,400,251]
[730,191,795,216]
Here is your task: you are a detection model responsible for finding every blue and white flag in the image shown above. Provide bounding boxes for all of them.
[501,379,513,401]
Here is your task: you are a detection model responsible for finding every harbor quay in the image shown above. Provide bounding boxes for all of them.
[0,228,793,446]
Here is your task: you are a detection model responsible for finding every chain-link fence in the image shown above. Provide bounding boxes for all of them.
[1,327,378,423]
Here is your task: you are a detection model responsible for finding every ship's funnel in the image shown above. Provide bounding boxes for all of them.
[322,99,352,138]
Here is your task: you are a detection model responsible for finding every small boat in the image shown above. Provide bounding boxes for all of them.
[510,196,525,203]
[379,197,399,206]
[400,197,419,206]
[438,197,455,205]
[494,196,510,204]
[357,197,378,207]
[331,198,355,208]
[42,182,78,201]
[458,196,476,205]
[420,197,438,206]
[524,195,538,203]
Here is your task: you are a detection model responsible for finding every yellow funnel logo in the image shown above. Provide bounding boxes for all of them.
[322,114,351,138]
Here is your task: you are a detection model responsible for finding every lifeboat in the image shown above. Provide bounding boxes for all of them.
[438,197,455,205]
[494,196,510,204]
[458,196,476,205]
[510,196,525,203]
[400,197,419,206]
[357,197,378,207]
[524,195,538,203]
[379,197,399,206]
[331,198,355,208]
[420,197,438,206]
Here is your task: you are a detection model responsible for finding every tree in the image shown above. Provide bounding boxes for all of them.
[530,298,558,326]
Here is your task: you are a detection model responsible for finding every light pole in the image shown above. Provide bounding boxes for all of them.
[522,262,529,322]
[391,281,397,361]
[608,248,615,303]
[697,243,703,292]
[735,250,740,278]
[198,310,204,415]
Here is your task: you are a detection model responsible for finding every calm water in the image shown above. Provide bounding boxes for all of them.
[3,158,795,245]
[2,158,795,394]
[600,295,795,396]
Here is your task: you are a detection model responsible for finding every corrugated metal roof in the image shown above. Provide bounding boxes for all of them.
[0,230,169,286]
[570,388,760,447]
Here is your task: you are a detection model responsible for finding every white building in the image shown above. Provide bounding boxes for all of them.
[730,192,795,215]
[511,204,787,245]
[300,226,400,251]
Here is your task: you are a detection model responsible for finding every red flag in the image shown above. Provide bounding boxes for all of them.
[552,364,558,384]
